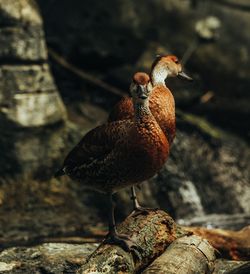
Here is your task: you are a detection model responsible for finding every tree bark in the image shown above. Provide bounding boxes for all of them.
[213,259,250,274]
[79,210,177,274]
[142,235,215,274]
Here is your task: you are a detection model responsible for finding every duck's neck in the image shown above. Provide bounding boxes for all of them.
[133,99,151,122]
[151,64,168,86]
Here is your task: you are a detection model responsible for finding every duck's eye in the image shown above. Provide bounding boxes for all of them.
[174,59,179,64]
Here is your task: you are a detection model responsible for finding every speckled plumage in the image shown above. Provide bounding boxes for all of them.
[55,72,171,250]
[107,55,187,146]
[108,55,193,146]
[108,85,175,144]
[60,117,168,193]
[57,73,169,194]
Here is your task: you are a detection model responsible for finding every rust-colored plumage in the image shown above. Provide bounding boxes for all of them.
[108,55,192,212]
[108,55,192,145]
[55,72,169,249]
[109,84,176,144]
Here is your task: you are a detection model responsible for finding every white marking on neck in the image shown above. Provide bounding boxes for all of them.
[151,63,169,86]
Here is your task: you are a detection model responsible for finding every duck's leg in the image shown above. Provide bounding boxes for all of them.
[131,186,143,210]
[104,193,138,251]
[130,186,158,215]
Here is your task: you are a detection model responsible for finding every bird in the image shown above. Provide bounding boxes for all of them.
[108,55,192,211]
[55,72,169,250]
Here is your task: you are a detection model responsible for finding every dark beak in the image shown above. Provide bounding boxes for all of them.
[138,85,148,99]
[178,71,193,81]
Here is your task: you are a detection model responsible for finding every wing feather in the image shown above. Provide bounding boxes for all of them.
[62,120,133,175]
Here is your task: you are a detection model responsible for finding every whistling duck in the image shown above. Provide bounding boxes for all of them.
[108,55,192,211]
[55,72,169,250]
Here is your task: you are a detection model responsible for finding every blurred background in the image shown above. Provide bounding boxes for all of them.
[0,0,249,249]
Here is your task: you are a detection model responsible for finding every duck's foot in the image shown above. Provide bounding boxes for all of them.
[104,232,140,252]
[131,206,158,216]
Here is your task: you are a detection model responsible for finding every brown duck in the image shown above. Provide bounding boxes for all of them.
[55,72,169,250]
[108,55,192,210]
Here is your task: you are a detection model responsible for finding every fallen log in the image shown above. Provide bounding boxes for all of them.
[142,235,215,274]
[79,210,177,274]
[2,209,250,273]
[213,259,250,274]
[185,225,250,260]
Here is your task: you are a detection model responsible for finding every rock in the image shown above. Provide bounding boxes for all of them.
[3,92,66,127]
[0,26,47,61]
[0,64,56,96]
[0,0,71,180]
[0,120,89,178]
[0,64,66,127]
[0,0,66,127]
[0,0,47,61]
[0,243,97,273]
[0,175,101,248]
[0,0,42,26]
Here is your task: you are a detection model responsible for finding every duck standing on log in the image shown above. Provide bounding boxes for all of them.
[108,55,192,210]
[55,72,169,250]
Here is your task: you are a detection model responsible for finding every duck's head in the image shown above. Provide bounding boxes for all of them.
[151,54,192,85]
[130,72,152,102]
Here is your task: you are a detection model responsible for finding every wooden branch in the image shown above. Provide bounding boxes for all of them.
[48,48,125,97]
[213,259,250,274]
[176,109,225,139]
[142,235,215,274]
[79,210,177,274]
[226,262,250,274]
[185,226,250,260]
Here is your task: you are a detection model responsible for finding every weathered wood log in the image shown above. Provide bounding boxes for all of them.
[79,210,177,274]
[142,235,215,274]
[2,210,250,273]
[226,262,250,274]
[213,259,250,274]
[185,225,250,260]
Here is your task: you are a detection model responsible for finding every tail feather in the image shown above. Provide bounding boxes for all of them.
[54,167,65,178]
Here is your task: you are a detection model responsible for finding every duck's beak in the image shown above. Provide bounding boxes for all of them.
[138,85,148,99]
[178,71,193,81]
